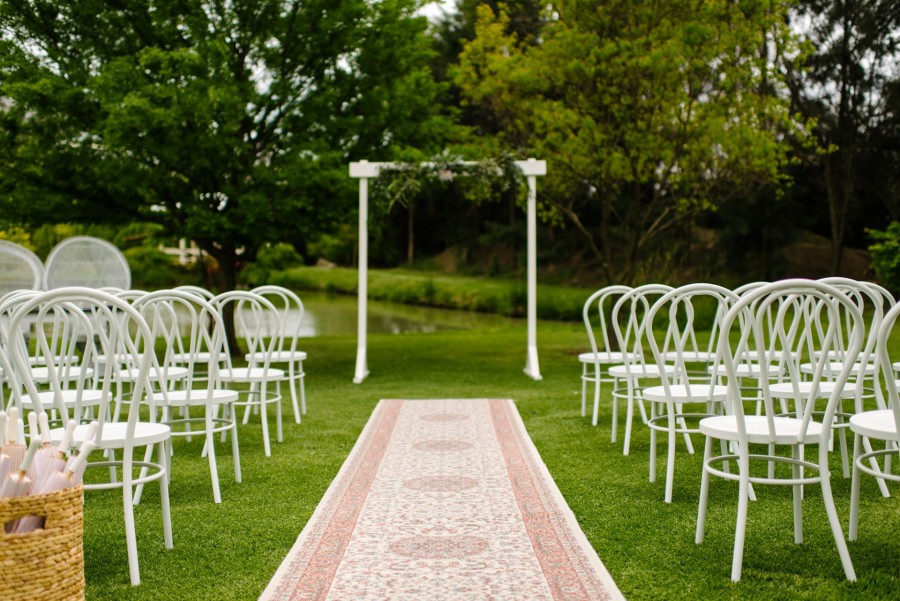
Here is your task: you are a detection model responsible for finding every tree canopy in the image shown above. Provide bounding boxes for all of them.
[453,0,808,282]
[0,0,453,287]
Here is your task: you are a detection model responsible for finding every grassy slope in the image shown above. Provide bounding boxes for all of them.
[83,320,900,600]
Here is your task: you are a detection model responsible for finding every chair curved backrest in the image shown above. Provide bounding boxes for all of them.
[874,301,900,446]
[611,284,674,375]
[718,279,864,447]
[645,283,739,400]
[43,236,131,290]
[582,285,632,361]
[174,285,216,300]
[0,240,44,295]
[132,289,226,390]
[818,277,886,368]
[211,290,280,370]
[251,285,304,356]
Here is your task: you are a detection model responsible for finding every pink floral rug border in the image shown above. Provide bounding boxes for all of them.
[260,399,624,600]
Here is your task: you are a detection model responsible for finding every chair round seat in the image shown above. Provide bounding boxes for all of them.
[29,366,94,384]
[768,381,858,399]
[799,361,875,377]
[245,350,307,363]
[663,351,716,363]
[22,389,108,410]
[170,351,222,364]
[51,421,171,450]
[219,366,285,383]
[849,409,897,439]
[578,351,629,364]
[643,384,728,404]
[699,414,824,445]
[608,363,675,379]
[119,366,189,383]
[162,388,240,407]
[709,362,782,378]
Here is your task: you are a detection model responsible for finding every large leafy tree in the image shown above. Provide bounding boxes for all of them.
[0,0,451,289]
[785,0,900,273]
[453,0,806,282]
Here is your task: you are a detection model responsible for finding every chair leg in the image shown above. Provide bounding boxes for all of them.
[665,406,677,503]
[230,406,242,483]
[592,370,603,428]
[133,444,156,505]
[158,441,173,550]
[581,364,588,417]
[623,379,635,456]
[791,446,803,544]
[648,402,657,482]
[206,410,221,503]
[122,452,140,586]
[696,436,713,544]
[731,452,751,582]
[609,376,618,440]
[820,454,856,581]
[123,485,141,585]
[861,436,891,497]
[849,433,862,541]
[275,390,283,443]
[259,387,271,457]
[288,362,301,424]
[838,419,850,478]
[298,361,307,415]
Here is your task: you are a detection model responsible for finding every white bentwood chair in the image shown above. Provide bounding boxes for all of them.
[212,290,285,456]
[848,298,900,541]
[695,279,859,582]
[133,290,241,503]
[579,285,632,430]
[608,284,674,455]
[4,287,172,586]
[250,285,308,424]
[642,283,738,503]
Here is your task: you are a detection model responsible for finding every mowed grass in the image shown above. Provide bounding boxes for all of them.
[82,319,900,600]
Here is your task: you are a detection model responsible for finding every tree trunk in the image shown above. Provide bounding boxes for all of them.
[204,242,243,358]
[824,153,849,275]
[407,202,414,265]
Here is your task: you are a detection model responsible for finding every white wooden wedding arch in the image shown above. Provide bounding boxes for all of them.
[349,158,547,383]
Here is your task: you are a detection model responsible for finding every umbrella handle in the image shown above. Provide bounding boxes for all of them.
[58,420,77,453]
[0,411,6,446]
[38,412,52,446]
[66,440,96,479]
[6,406,19,445]
[27,411,39,444]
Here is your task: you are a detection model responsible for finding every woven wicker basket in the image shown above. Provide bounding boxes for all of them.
[0,485,85,601]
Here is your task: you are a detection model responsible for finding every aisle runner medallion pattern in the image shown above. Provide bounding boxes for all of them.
[260,399,624,600]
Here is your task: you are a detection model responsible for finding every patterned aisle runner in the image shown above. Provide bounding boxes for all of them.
[260,399,624,600]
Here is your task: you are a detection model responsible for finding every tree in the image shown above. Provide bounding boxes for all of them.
[0,0,452,292]
[785,0,900,274]
[453,1,806,283]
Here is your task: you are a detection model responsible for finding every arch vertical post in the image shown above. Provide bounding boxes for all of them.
[350,160,379,383]
[518,158,546,380]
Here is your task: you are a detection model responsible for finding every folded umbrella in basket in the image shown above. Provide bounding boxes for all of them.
[11,437,96,534]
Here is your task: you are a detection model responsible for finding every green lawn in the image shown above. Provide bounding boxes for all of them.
[82,319,900,600]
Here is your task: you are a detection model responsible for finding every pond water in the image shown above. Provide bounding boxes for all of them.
[294,292,517,337]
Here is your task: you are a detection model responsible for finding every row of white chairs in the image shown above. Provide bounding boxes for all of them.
[0,284,309,585]
[579,278,899,582]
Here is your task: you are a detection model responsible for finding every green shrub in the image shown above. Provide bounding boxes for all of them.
[868,222,900,295]
[123,246,182,290]
[240,243,304,287]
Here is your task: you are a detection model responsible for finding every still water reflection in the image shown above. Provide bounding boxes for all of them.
[294,292,516,337]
